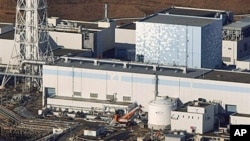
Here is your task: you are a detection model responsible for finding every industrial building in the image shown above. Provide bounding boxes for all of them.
[171,101,215,134]
[1,2,250,139]
[222,18,250,70]
[47,17,116,58]
[42,57,250,115]
[136,14,222,68]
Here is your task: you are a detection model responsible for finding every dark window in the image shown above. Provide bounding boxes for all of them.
[226,104,236,115]
[73,91,81,96]
[90,93,98,98]
[222,57,231,62]
[123,96,131,102]
[45,87,55,97]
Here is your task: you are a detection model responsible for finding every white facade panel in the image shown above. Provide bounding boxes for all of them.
[115,28,135,44]
[171,104,214,134]
[73,68,82,93]
[222,40,237,65]
[230,115,250,125]
[0,39,14,65]
[49,31,83,49]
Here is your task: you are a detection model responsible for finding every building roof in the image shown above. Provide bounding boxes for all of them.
[160,7,220,18]
[118,23,136,30]
[0,30,14,40]
[0,23,13,28]
[141,14,219,27]
[53,48,91,57]
[223,21,250,30]
[50,58,250,84]
[197,70,250,84]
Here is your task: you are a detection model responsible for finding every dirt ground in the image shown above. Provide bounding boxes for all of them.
[0,0,250,23]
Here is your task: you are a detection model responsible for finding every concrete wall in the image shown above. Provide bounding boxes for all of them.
[49,31,83,49]
[230,115,250,125]
[222,40,237,65]
[95,22,116,58]
[0,39,14,65]
[222,37,250,66]
[171,111,203,133]
[171,104,214,134]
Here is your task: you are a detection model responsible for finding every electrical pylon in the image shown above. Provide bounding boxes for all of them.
[1,0,54,91]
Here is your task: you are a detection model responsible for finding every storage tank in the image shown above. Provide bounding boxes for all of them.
[148,98,176,130]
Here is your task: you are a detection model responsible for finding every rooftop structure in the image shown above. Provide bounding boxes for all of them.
[159,6,233,25]
[142,14,218,27]
[223,21,250,41]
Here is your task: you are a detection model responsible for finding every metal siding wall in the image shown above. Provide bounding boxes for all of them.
[201,20,222,68]
[57,66,73,97]
[136,22,202,68]
[43,65,58,90]
[73,68,82,93]
[106,71,132,101]
[81,69,107,99]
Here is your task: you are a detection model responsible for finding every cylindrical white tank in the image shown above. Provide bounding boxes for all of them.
[148,99,176,130]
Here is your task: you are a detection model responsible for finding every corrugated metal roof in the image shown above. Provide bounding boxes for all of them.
[141,14,219,27]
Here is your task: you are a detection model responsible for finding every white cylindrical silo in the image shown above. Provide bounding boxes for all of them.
[148,99,176,130]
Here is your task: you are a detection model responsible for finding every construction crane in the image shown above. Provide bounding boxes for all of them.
[110,105,142,127]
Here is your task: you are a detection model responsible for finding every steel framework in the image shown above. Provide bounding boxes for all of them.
[1,0,53,91]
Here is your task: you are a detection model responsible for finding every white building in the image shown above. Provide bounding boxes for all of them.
[171,101,215,134]
[222,20,250,67]
[230,113,250,125]
[83,126,105,137]
[136,14,222,69]
[0,23,14,65]
[42,58,250,115]
[115,23,136,60]
[47,17,116,58]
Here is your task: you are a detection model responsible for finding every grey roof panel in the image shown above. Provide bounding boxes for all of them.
[141,14,218,27]
[0,30,14,40]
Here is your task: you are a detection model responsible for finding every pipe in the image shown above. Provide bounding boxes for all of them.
[60,56,187,73]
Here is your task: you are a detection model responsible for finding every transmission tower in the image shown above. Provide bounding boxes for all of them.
[1,0,54,91]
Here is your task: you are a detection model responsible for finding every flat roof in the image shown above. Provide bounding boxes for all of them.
[52,59,211,79]
[53,48,90,57]
[197,70,250,84]
[0,30,14,40]
[118,23,136,30]
[223,21,250,30]
[160,8,219,18]
[50,58,250,84]
[232,113,250,117]
[0,23,12,28]
[141,14,219,27]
